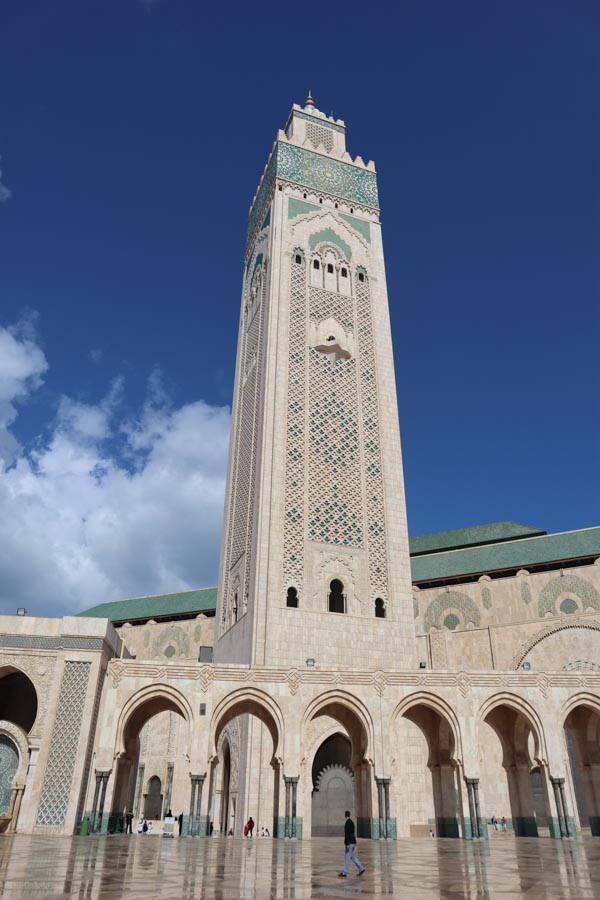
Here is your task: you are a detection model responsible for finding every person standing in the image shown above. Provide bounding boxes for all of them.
[177,813,183,836]
[338,810,365,878]
[125,810,133,834]
[491,815,498,831]
[247,817,255,837]
[501,816,507,832]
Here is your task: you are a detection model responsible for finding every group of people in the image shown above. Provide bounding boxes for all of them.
[491,815,508,832]
[241,818,270,837]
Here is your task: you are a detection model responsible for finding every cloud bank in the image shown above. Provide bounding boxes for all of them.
[0,157,11,202]
[0,320,230,618]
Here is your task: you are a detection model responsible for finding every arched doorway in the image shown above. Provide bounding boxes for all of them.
[209,691,283,838]
[311,733,354,836]
[108,690,190,833]
[564,701,600,835]
[393,701,461,837]
[143,776,162,820]
[480,701,551,836]
[302,694,373,838]
[0,668,37,733]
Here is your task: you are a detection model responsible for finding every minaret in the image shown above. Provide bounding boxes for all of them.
[215,95,416,670]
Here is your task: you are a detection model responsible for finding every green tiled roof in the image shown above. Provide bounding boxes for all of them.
[409,522,545,556]
[78,587,217,623]
[410,527,600,584]
[77,527,600,622]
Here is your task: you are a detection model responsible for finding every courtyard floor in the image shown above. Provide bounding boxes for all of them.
[0,834,598,899]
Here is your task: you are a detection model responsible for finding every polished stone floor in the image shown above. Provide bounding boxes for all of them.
[0,834,599,899]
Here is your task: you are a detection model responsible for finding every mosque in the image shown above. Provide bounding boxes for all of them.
[0,96,599,842]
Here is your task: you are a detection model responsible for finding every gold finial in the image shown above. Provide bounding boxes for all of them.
[305,90,315,109]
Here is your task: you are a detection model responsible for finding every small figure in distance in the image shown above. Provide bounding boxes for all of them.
[210,821,214,835]
[429,828,435,838]
[137,820,143,834]
[246,816,254,837]
[501,816,507,832]
[264,826,270,837]
[338,810,365,878]
[177,812,183,835]
[260,826,265,837]
[125,810,133,834]
[142,820,148,834]
[491,815,498,831]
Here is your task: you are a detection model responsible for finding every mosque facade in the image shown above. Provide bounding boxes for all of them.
[0,97,599,842]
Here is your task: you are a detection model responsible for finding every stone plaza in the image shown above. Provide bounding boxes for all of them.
[0,95,599,889]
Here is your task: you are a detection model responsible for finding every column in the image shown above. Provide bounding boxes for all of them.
[90,773,102,833]
[188,775,198,837]
[472,780,485,839]
[134,764,145,820]
[284,778,291,839]
[195,775,205,836]
[97,772,110,834]
[376,778,385,839]
[290,778,299,839]
[383,779,391,839]
[466,780,478,838]
[164,764,174,814]
[551,777,566,838]
[558,779,572,838]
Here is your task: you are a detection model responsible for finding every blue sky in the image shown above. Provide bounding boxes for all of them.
[0,1,598,616]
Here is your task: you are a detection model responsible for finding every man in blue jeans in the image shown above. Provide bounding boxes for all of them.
[338,810,365,878]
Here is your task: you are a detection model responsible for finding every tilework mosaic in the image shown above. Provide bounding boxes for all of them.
[277,143,379,209]
[424,591,481,632]
[0,734,18,816]
[36,661,91,826]
[538,574,600,617]
[306,121,334,153]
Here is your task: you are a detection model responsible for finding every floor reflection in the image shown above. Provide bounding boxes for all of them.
[0,834,598,898]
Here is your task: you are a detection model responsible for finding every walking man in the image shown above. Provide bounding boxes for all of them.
[338,810,365,878]
[125,810,133,834]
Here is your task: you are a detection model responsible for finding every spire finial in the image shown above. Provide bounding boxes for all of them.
[305,90,315,109]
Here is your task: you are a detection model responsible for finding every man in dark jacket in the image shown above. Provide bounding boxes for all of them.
[338,810,365,877]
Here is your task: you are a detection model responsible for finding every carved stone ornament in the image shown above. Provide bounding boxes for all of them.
[0,653,57,739]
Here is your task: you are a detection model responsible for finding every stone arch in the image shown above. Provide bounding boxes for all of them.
[116,684,193,754]
[392,693,463,764]
[561,694,600,833]
[478,693,551,836]
[538,573,600,617]
[423,591,481,632]
[209,688,284,762]
[0,665,38,735]
[302,691,374,763]
[477,693,547,764]
[511,620,600,669]
[391,693,463,837]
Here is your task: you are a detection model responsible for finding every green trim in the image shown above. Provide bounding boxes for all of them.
[309,227,352,260]
[339,213,371,243]
[288,198,319,219]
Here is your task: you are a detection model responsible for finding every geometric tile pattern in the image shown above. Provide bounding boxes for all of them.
[283,255,308,593]
[356,274,388,604]
[0,635,104,651]
[36,661,90,826]
[305,121,334,153]
[538,574,600,618]
[220,263,267,634]
[0,734,19,816]
[424,591,481,632]
[278,143,379,209]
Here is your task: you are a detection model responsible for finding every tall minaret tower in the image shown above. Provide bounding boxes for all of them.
[215,95,416,670]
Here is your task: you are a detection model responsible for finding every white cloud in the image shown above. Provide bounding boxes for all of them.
[0,317,48,465]
[89,348,103,364]
[0,321,230,618]
[0,156,11,202]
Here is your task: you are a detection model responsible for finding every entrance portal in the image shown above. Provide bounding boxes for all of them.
[311,734,354,837]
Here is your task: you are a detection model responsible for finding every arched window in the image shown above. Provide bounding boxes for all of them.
[358,272,365,283]
[286,587,298,608]
[295,254,302,265]
[341,267,347,278]
[375,598,386,619]
[327,263,334,274]
[328,579,345,614]
[313,259,320,270]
